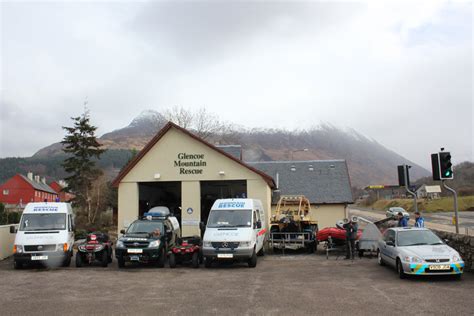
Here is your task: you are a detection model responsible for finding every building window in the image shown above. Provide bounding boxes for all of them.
[3,189,9,195]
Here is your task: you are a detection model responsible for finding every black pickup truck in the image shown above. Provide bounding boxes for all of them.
[115,207,180,268]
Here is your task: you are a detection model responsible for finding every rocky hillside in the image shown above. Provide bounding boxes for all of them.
[14,110,430,187]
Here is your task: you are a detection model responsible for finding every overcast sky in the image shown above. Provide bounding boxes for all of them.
[1,0,472,168]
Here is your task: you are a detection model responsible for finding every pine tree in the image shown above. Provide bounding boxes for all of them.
[61,110,105,224]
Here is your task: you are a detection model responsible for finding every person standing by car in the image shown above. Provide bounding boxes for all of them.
[343,217,358,260]
[414,211,425,228]
[397,212,408,227]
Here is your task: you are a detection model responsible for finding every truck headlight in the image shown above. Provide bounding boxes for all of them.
[116,240,125,248]
[203,241,212,247]
[404,256,422,263]
[452,254,462,262]
[148,240,161,248]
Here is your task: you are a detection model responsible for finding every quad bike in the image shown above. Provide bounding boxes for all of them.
[168,236,202,268]
[76,232,113,268]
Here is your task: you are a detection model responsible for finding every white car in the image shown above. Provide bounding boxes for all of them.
[377,227,464,279]
[386,207,410,219]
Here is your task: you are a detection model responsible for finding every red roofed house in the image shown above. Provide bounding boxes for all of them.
[0,172,58,206]
[49,180,75,202]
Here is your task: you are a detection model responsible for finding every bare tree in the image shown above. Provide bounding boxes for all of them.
[164,106,194,129]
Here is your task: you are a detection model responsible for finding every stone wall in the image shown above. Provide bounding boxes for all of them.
[434,230,474,272]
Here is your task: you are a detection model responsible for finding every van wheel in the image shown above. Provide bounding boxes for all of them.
[397,259,406,279]
[13,260,23,270]
[192,252,199,268]
[118,257,125,268]
[101,250,108,267]
[108,249,113,263]
[204,256,212,268]
[248,249,257,268]
[257,246,265,257]
[62,251,72,267]
[169,253,177,269]
[156,248,165,268]
[75,253,83,268]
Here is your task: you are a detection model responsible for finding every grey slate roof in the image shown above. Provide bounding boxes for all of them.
[247,160,354,204]
[216,145,242,160]
[19,174,57,194]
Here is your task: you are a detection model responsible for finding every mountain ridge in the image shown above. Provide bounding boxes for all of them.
[23,110,430,187]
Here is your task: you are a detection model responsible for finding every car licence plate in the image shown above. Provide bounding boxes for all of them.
[31,255,48,261]
[127,249,143,254]
[217,253,233,259]
[429,265,450,270]
[130,255,140,261]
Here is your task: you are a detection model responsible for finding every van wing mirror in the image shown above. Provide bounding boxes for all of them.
[386,240,395,247]
[10,225,17,234]
[256,221,262,229]
[199,222,205,232]
[120,229,126,234]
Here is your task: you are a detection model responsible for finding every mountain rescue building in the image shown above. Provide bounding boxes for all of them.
[112,122,275,236]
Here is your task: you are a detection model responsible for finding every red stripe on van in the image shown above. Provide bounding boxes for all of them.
[257,229,267,236]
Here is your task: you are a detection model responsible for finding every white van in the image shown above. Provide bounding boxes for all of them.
[202,199,267,268]
[10,202,75,269]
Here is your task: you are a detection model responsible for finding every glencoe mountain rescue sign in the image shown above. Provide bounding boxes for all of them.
[174,153,207,174]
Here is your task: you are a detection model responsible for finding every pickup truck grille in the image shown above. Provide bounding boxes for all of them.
[24,244,56,252]
[211,242,239,249]
[124,241,149,248]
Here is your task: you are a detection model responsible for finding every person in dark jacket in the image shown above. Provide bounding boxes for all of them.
[397,212,408,227]
[343,216,358,259]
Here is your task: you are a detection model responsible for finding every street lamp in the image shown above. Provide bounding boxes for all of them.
[290,148,308,160]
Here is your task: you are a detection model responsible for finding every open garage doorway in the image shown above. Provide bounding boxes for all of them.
[200,180,247,226]
[139,182,182,225]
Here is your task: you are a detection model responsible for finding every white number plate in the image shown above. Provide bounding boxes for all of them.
[31,255,48,261]
[127,249,143,254]
[429,265,450,270]
[217,253,233,259]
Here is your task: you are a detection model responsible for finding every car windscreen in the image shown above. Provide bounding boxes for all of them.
[127,221,164,234]
[20,213,66,231]
[397,230,443,247]
[207,209,252,228]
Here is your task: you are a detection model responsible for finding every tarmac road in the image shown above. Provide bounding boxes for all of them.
[349,206,474,236]
[0,252,473,316]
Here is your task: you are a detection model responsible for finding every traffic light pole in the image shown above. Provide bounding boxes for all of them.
[404,165,418,213]
[442,180,459,234]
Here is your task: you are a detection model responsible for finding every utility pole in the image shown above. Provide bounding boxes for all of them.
[442,181,459,234]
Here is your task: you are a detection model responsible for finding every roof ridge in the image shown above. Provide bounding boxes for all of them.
[247,159,346,164]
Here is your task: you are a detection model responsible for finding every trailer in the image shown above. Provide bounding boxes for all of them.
[269,195,318,253]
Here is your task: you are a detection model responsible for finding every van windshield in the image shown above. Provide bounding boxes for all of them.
[207,209,252,228]
[20,213,66,231]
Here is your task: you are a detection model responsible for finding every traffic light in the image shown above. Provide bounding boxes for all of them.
[431,152,454,180]
[439,152,453,180]
[397,165,410,187]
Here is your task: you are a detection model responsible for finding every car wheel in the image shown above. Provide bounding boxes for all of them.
[108,248,113,263]
[75,253,83,268]
[169,253,177,269]
[13,260,23,270]
[204,256,212,268]
[157,248,165,268]
[117,257,125,268]
[248,248,257,268]
[191,252,199,268]
[101,250,108,267]
[397,259,406,279]
[377,250,385,266]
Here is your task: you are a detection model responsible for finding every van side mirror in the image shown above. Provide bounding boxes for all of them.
[120,229,126,234]
[199,222,205,232]
[256,221,262,229]
[386,240,395,247]
[10,226,17,234]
